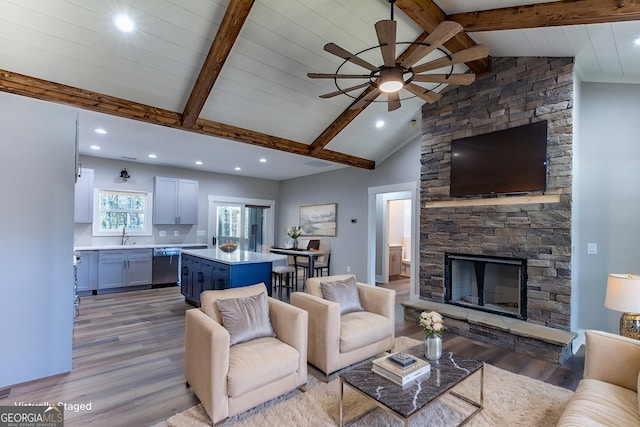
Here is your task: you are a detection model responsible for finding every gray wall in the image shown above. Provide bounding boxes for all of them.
[0,92,76,387]
[75,156,280,247]
[278,135,421,281]
[573,81,640,334]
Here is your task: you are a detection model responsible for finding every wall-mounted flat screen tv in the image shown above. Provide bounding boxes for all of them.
[450,121,548,197]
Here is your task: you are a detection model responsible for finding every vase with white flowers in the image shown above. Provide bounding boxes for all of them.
[419,310,444,361]
[286,226,301,249]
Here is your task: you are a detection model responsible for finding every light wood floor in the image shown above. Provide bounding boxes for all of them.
[0,284,584,426]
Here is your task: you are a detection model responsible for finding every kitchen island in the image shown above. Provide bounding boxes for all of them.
[180,248,286,305]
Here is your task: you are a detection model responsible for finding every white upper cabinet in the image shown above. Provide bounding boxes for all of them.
[153,176,199,224]
[74,168,94,223]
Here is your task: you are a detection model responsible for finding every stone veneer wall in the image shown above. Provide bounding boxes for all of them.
[420,57,574,331]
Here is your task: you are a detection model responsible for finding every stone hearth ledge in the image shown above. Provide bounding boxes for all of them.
[402,299,577,364]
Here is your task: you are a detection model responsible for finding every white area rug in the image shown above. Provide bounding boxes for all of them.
[167,337,572,426]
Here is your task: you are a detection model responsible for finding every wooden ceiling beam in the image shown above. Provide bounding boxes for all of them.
[0,68,374,170]
[449,0,640,32]
[181,0,254,129]
[308,86,378,155]
[395,0,490,75]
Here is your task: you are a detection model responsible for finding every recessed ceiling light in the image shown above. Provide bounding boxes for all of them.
[113,13,135,33]
[148,154,157,159]
[94,128,107,134]
[375,120,385,128]
[195,161,203,165]
[234,167,241,171]
[634,36,640,46]
[259,158,267,163]
[90,145,100,150]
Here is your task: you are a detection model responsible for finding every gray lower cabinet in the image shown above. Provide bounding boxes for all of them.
[98,249,152,290]
[76,250,98,295]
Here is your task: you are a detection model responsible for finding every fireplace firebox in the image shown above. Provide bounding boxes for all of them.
[444,254,527,320]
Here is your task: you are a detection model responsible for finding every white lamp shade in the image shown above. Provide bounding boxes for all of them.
[605,274,640,313]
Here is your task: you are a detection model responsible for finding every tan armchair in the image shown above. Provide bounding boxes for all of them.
[290,274,395,378]
[557,330,640,426]
[185,283,308,424]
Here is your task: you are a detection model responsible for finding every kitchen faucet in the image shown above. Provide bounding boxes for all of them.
[121,226,129,245]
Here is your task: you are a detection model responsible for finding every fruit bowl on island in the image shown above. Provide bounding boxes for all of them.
[218,243,238,253]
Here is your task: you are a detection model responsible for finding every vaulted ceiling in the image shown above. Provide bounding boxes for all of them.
[1,0,639,180]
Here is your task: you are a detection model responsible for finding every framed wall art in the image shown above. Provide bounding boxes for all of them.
[299,203,337,236]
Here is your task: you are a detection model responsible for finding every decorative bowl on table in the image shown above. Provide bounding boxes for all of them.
[218,243,238,253]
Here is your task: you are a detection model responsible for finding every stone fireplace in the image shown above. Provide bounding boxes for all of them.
[445,253,527,320]
[402,57,577,364]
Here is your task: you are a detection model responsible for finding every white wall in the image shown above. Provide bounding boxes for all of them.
[75,156,279,247]
[573,81,640,334]
[0,93,76,387]
[388,199,405,245]
[278,135,421,281]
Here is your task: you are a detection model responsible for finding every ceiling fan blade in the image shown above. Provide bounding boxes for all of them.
[413,45,489,74]
[324,43,379,72]
[375,20,397,67]
[307,73,371,79]
[404,83,441,104]
[387,92,401,111]
[413,73,476,85]
[400,21,463,68]
[319,82,371,98]
[349,87,381,110]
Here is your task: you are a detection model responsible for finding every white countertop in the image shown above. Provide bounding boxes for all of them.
[181,248,287,265]
[74,243,208,251]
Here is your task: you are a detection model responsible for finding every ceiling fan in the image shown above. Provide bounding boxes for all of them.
[307,0,489,112]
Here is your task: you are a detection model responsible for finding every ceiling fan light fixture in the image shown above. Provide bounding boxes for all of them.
[378,69,404,93]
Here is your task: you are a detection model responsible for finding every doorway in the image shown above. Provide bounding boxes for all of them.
[367,182,418,299]
[207,196,275,252]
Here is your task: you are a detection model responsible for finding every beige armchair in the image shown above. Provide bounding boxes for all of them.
[557,330,640,426]
[185,283,308,424]
[290,274,395,378]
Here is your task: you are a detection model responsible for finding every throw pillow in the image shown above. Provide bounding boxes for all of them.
[215,292,276,345]
[320,276,364,315]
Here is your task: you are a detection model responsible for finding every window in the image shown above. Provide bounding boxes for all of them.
[92,189,152,236]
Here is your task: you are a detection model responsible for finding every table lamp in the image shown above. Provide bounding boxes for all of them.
[604,273,640,339]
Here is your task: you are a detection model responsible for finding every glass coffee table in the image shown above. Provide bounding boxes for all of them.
[339,344,484,426]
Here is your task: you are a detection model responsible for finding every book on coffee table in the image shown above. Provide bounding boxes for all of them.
[372,352,430,386]
[387,352,417,368]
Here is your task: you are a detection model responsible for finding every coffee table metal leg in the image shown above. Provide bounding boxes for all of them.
[339,378,344,427]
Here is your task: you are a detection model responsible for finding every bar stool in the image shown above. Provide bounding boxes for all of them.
[272,254,296,299]
[272,265,296,298]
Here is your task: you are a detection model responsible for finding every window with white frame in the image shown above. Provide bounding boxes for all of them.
[92,189,152,236]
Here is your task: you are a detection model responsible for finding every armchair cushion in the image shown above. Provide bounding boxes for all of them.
[340,311,393,353]
[320,276,364,315]
[215,292,275,345]
[228,336,300,397]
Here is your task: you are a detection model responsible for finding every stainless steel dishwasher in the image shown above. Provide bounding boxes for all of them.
[152,247,182,286]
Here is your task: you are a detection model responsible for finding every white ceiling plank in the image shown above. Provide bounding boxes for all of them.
[587,24,624,76]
